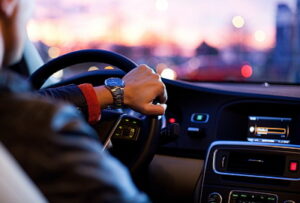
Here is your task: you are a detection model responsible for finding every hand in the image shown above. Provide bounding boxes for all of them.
[94,65,167,115]
[123,65,167,115]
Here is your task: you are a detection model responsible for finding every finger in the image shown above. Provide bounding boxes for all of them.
[159,88,167,104]
[158,83,168,104]
[143,103,167,115]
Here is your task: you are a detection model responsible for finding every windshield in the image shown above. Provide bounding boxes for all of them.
[29,0,300,84]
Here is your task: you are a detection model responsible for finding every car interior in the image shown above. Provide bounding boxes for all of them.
[4,0,300,203]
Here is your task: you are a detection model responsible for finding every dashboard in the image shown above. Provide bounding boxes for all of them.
[150,79,300,203]
[50,71,300,202]
[159,80,300,157]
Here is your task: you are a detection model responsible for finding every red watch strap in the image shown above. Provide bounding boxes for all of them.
[78,83,101,123]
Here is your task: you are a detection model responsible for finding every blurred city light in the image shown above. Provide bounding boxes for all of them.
[48,47,61,59]
[88,66,99,71]
[52,70,64,79]
[104,66,115,70]
[156,0,169,11]
[161,68,177,80]
[254,30,267,42]
[31,0,300,83]
[232,16,245,28]
[241,65,253,78]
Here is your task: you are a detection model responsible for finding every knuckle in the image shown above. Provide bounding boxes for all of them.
[157,82,164,90]
[157,79,165,88]
[139,64,149,71]
[153,73,160,80]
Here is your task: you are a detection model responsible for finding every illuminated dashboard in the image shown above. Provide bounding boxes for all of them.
[247,116,291,144]
[214,100,300,146]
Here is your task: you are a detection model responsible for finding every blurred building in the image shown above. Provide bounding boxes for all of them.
[268,3,293,82]
[292,0,300,82]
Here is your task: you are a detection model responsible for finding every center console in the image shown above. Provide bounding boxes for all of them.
[197,141,300,203]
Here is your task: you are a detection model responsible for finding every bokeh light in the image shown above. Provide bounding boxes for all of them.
[161,68,177,80]
[254,30,267,42]
[48,47,61,59]
[155,0,169,11]
[232,16,245,28]
[88,66,99,71]
[241,65,253,78]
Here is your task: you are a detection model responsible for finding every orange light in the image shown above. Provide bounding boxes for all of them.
[241,65,253,78]
[104,66,114,70]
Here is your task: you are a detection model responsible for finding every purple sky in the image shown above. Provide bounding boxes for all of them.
[28,0,297,55]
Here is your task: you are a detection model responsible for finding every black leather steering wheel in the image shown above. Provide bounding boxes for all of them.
[29,49,161,173]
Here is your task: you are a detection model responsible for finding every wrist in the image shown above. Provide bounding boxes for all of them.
[104,78,125,108]
[94,85,114,109]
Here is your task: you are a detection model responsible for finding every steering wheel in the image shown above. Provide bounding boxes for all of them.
[29,49,162,173]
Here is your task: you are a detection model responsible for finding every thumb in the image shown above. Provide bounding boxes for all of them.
[142,103,167,115]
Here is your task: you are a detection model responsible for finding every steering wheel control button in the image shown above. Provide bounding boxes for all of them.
[191,113,209,123]
[208,192,222,203]
[112,117,140,141]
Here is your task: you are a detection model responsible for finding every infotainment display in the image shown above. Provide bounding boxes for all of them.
[247,116,292,144]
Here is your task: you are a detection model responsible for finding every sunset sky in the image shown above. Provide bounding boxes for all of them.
[28,0,297,56]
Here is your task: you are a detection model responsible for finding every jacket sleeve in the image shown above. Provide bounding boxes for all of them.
[38,84,88,116]
[38,84,101,123]
[0,95,149,203]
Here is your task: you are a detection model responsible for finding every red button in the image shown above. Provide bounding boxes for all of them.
[289,161,298,172]
[168,118,176,124]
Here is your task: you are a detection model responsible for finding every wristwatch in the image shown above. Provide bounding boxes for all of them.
[104,77,125,108]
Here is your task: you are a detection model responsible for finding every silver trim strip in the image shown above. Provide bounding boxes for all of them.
[212,141,300,181]
[187,127,200,132]
[199,141,300,202]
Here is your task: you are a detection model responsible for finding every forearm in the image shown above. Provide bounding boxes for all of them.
[37,84,114,123]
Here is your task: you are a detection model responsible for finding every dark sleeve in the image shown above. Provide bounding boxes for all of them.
[0,97,150,203]
[37,85,89,120]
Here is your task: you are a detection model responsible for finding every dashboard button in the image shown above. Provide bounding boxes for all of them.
[208,192,222,203]
[191,113,209,123]
[284,200,296,203]
[187,127,204,137]
[289,161,299,172]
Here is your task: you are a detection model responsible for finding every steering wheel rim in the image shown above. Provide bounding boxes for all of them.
[29,49,161,173]
[29,49,137,89]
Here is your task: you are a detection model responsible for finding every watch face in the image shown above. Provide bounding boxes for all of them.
[105,78,125,87]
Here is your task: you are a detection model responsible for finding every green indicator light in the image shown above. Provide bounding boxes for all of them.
[133,121,137,124]
[125,119,129,122]
[232,194,238,197]
[268,197,276,201]
[197,115,203,121]
[241,194,247,198]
